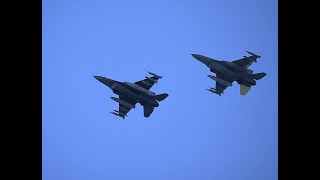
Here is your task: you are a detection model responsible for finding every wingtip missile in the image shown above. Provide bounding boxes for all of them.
[147,71,162,79]
[246,51,261,58]
[145,76,158,84]
[243,55,257,63]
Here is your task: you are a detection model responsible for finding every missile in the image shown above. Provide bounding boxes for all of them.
[244,55,257,63]
[145,76,158,83]
[243,55,252,60]
[147,71,162,79]
[110,97,135,109]
[246,51,261,58]
[208,87,224,94]
[208,87,224,93]
[110,112,125,119]
[113,110,128,117]
[243,55,256,63]
[207,75,232,87]
[206,89,222,96]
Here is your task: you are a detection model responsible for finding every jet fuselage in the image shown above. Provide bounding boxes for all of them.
[94,76,159,107]
[210,60,256,87]
[112,82,159,107]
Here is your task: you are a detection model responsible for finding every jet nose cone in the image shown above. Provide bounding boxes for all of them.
[191,54,199,59]
[93,75,114,87]
[191,54,212,66]
[93,75,103,81]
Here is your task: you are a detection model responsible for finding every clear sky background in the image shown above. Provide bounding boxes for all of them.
[43,0,278,180]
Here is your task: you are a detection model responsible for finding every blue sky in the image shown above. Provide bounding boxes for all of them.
[43,0,278,180]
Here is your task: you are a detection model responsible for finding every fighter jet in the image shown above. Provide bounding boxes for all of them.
[93,71,168,119]
[191,51,266,96]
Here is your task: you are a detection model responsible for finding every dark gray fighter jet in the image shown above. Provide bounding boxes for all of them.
[93,71,168,119]
[191,51,266,96]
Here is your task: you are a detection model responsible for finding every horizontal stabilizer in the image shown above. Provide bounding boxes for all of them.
[155,93,168,101]
[240,85,251,95]
[251,72,266,80]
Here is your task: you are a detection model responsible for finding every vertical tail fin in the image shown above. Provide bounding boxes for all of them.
[155,93,169,101]
[240,85,251,95]
[143,105,154,118]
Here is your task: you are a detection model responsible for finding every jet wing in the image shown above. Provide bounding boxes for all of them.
[134,76,161,90]
[214,73,235,94]
[232,55,259,69]
[115,95,138,119]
